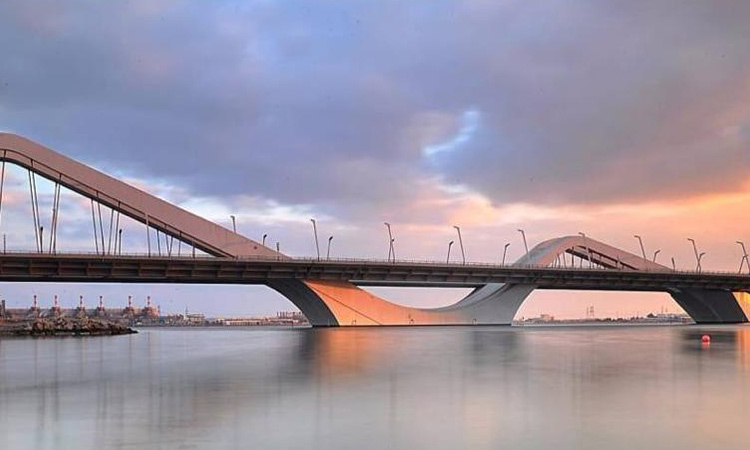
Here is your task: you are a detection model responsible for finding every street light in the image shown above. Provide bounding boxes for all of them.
[518,229,530,262]
[327,236,333,260]
[230,215,236,233]
[262,234,267,246]
[634,235,647,260]
[384,222,394,262]
[578,232,592,268]
[652,249,661,263]
[697,252,706,273]
[671,257,676,271]
[687,238,700,271]
[502,243,511,266]
[447,240,454,264]
[390,238,396,262]
[737,241,749,274]
[310,218,320,261]
[454,226,466,264]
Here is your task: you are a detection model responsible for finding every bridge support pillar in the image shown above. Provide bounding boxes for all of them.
[669,289,748,324]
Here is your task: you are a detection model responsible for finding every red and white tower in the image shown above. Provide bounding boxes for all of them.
[96,295,107,317]
[123,295,135,317]
[76,295,87,317]
[51,295,61,317]
[29,294,40,317]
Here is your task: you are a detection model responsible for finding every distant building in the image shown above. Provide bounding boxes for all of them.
[184,313,206,325]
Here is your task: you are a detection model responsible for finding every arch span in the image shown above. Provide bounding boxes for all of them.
[0,133,276,258]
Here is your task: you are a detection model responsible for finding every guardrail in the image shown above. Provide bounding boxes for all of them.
[1,249,748,278]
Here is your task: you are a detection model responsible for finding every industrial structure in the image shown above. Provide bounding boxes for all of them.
[1,133,750,326]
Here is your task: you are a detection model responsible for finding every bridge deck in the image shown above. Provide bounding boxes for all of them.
[0,253,749,292]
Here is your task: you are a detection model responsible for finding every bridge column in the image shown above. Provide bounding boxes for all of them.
[669,289,748,324]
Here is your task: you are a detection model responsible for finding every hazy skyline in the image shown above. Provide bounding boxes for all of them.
[2,0,750,318]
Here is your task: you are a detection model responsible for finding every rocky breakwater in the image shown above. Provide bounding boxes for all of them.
[0,317,137,337]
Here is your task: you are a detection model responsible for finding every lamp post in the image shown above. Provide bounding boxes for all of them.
[502,243,511,266]
[447,240,454,264]
[652,249,661,263]
[634,235,647,260]
[230,215,236,233]
[697,252,706,273]
[327,236,333,260]
[737,241,749,274]
[687,238,700,271]
[384,222,394,262]
[671,257,676,272]
[578,232,592,268]
[390,238,396,262]
[262,234,267,246]
[310,218,320,261]
[454,226,465,265]
[518,229,529,262]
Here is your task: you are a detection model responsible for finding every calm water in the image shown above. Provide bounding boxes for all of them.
[1,325,750,450]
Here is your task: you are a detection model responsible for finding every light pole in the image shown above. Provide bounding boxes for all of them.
[310,218,320,261]
[276,242,280,253]
[671,257,676,271]
[737,241,749,274]
[697,252,706,273]
[502,243,511,266]
[652,249,661,263]
[384,222,394,262]
[454,226,465,265]
[390,238,396,262]
[327,236,333,260]
[687,238,700,271]
[262,234,267,246]
[518,229,529,261]
[230,215,236,233]
[578,232,592,268]
[634,235,647,260]
[447,240,454,264]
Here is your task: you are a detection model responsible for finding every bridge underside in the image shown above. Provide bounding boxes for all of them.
[271,279,750,327]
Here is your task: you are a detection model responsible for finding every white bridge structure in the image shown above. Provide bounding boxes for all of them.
[1,133,750,326]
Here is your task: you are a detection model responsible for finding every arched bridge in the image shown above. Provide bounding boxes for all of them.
[1,133,749,326]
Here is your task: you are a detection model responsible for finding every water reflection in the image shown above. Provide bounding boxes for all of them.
[1,325,750,450]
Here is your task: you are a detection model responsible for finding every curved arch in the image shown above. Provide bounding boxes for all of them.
[0,133,276,258]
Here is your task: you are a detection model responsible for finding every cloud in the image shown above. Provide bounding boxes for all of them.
[2,0,750,214]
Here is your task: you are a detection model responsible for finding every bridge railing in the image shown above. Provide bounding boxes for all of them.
[1,249,748,277]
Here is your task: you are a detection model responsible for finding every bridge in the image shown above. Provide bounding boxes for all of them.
[1,133,750,326]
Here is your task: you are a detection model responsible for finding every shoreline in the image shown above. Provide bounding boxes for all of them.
[0,317,137,337]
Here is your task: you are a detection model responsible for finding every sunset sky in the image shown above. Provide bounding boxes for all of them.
[1,0,750,318]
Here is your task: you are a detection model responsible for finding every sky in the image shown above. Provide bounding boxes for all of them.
[1,0,750,319]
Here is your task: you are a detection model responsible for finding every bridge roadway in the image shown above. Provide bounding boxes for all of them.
[1,252,749,292]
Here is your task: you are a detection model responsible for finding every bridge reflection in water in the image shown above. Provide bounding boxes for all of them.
[2,326,750,449]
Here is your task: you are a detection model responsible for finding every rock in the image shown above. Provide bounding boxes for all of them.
[0,317,137,337]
